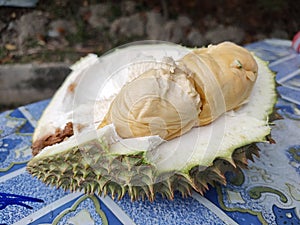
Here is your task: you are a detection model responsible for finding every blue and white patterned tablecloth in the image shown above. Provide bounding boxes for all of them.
[0,39,300,225]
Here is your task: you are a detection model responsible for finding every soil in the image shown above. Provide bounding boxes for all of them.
[0,0,299,64]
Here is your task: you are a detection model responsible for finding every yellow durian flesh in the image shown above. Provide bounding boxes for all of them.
[100,65,201,140]
[185,42,258,125]
[100,42,258,140]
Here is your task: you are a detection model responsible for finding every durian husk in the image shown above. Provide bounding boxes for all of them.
[27,110,281,202]
[27,139,260,201]
[27,42,278,201]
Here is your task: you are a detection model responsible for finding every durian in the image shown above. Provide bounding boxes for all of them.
[27,41,277,201]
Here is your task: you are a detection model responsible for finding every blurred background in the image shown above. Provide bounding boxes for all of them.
[0,0,299,111]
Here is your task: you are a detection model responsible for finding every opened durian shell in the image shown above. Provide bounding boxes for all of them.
[27,41,277,201]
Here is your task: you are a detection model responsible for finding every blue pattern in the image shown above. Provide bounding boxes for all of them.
[0,110,25,139]
[276,99,300,120]
[204,187,262,225]
[0,172,69,224]
[0,138,22,163]
[273,205,300,225]
[9,109,34,134]
[116,192,226,225]
[29,194,123,225]
[24,99,50,121]
[286,145,300,174]
[0,192,43,210]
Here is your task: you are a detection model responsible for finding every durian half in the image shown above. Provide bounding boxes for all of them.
[27,41,277,201]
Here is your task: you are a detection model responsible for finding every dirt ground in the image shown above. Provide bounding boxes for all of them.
[0,0,299,64]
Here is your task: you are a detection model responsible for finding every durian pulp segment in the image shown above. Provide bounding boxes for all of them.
[182,42,259,126]
[99,66,201,140]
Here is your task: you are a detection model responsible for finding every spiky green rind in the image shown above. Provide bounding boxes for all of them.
[27,139,260,201]
[27,52,278,201]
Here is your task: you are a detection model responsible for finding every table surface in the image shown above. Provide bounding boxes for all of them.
[0,39,300,225]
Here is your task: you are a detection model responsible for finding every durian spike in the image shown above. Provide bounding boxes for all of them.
[245,144,260,162]
[266,134,276,144]
[232,148,249,169]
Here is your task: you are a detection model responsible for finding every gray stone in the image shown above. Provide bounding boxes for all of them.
[85,3,111,29]
[121,1,136,15]
[110,13,145,38]
[162,21,183,43]
[177,15,192,28]
[187,29,207,47]
[48,19,77,38]
[205,25,245,44]
[203,15,218,28]
[15,11,49,44]
[270,29,289,39]
[0,20,6,32]
[7,21,16,31]
[0,0,38,7]
[0,21,18,47]
[1,32,18,47]
[0,63,70,106]
[145,13,198,43]
[254,33,268,41]
[146,11,165,40]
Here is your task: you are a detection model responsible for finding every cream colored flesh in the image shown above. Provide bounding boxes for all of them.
[99,42,258,140]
